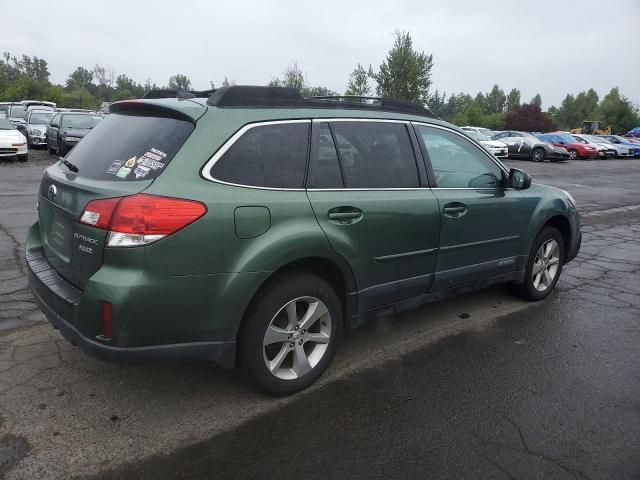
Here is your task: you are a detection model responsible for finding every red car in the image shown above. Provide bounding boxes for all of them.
[539,132,599,159]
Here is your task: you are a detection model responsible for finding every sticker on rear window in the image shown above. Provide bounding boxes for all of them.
[116,166,131,178]
[142,151,163,161]
[137,156,165,170]
[124,156,137,168]
[150,148,166,158]
[134,165,150,179]
[107,160,124,174]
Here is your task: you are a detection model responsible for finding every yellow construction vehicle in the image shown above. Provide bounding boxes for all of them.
[570,121,612,135]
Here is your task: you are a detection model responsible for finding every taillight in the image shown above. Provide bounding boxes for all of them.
[79,194,207,247]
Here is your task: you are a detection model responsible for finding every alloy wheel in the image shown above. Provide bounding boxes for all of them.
[532,239,560,292]
[532,149,544,161]
[262,296,332,380]
[569,150,578,159]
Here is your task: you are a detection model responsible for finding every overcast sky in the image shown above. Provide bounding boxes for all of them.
[2,0,639,108]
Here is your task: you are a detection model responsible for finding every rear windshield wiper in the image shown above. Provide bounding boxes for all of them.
[60,158,79,173]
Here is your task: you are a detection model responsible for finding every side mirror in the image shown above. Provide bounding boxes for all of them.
[507,168,531,190]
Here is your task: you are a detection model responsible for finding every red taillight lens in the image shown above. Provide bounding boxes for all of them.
[78,194,207,247]
[80,197,121,229]
[110,194,207,235]
[101,302,113,339]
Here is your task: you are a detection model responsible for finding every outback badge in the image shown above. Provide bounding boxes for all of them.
[47,184,57,201]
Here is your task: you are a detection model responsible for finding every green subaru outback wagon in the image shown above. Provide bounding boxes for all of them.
[26,86,581,395]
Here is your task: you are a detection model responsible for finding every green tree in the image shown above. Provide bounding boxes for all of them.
[429,90,447,117]
[371,30,434,104]
[506,88,521,111]
[596,87,640,133]
[66,67,94,90]
[345,63,370,97]
[167,73,192,90]
[269,61,306,90]
[530,93,542,107]
[485,84,506,114]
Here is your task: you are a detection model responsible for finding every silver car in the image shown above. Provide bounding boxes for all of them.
[24,110,56,147]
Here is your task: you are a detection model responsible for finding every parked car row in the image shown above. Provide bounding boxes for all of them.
[461,125,640,161]
[0,100,103,161]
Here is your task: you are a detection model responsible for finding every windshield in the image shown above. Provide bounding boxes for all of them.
[466,131,490,141]
[0,118,16,130]
[612,135,630,143]
[29,112,55,125]
[478,128,493,137]
[572,135,588,144]
[589,136,610,144]
[61,114,102,129]
[66,112,194,181]
[9,105,27,118]
[556,134,575,144]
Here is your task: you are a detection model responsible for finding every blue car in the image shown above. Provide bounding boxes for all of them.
[596,135,640,157]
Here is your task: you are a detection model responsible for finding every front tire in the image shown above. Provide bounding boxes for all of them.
[239,272,342,396]
[532,147,545,162]
[568,149,578,160]
[512,226,565,301]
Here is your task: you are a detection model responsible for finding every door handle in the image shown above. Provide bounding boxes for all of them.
[328,207,363,224]
[443,203,467,218]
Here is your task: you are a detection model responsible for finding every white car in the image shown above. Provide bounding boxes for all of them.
[584,135,634,158]
[0,118,28,162]
[464,130,509,157]
[571,134,616,159]
[461,126,495,137]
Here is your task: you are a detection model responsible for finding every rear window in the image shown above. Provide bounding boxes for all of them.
[61,114,102,128]
[65,112,194,181]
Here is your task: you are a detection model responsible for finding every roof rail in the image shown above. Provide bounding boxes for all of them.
[206,86,436,117]
[141,88,216,100]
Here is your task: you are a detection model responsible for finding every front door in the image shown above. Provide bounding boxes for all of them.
[414,124,526,290]
[307,120,441,312]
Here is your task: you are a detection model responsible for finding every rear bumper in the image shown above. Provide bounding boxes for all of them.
[28,267,236,367]
[25,229,242,368]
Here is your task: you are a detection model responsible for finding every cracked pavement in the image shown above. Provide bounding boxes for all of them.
[1,152,639,479]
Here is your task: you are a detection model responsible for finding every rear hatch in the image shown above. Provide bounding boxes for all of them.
[38,100,204,289]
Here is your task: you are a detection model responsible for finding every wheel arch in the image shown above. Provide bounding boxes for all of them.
[235,254,358,343]
[543,215,572,258]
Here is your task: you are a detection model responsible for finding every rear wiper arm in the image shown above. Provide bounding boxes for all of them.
[60,158,79,173]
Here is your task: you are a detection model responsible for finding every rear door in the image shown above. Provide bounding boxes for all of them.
[306,120,440,312]
[38,110,197,288]
[414,124,526,290]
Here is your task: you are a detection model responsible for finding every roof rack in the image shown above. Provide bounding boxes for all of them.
[141,88,216,100]
[207,86,436,117]
[141,86,435,117]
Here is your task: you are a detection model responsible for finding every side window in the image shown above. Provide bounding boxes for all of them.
[417,126,503,189]
[308,123,343,188]
[51,114,60,127]
[329,122,419,188]
[211,122,310,188]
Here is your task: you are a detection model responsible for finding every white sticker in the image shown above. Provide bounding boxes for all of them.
[134,165,151,179]
[150,148,166,158]
[137,157,165,170]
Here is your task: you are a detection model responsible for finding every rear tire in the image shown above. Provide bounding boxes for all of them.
[532,147,545,162]
[568,149,578,160]
[239,272,342,396]
[511,226,565,301]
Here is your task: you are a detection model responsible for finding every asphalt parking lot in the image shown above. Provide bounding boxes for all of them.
[1,149,639,479]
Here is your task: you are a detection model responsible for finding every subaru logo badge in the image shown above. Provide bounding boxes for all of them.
[47,184,57,201]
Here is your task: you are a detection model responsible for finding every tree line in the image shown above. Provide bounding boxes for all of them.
[1,31,638,132]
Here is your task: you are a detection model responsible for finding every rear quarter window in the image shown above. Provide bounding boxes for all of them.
[210,122,310,188]
[65,112,194,181]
